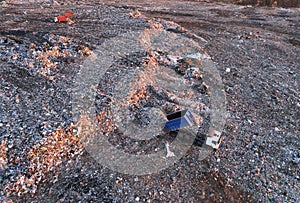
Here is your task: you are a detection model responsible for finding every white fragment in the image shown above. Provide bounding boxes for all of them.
[135,196,140,201]
[76,126,82,136]
[226,68,231,73]
[167,55,181,64]
[165,142,175,158]
[53,1,60,6]
[186,52,211,60]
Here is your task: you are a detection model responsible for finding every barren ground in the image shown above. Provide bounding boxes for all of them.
[0,0,299,202]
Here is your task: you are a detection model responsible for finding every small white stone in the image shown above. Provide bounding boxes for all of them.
[225,68,231,73]
[135,196,140,201]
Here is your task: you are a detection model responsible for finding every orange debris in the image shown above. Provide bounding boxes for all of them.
[65,11,74,18]
[54,16,67,23]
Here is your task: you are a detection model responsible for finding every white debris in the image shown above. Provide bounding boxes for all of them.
[167,55,182,64]
[165,142,175,158]
[186,52,211,60]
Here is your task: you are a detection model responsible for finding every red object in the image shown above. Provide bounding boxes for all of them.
[56,16,67,23]
[65,11,74,18]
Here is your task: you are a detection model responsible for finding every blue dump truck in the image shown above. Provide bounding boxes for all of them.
[165,109,222,149]
[165,109,196,131]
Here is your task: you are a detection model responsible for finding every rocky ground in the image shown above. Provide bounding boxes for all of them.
[0,0,299,202]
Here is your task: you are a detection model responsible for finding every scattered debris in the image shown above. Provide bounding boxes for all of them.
[0,140,8,170]
[129,10,142,18]
[165,142,175,158]
[0,0,8,7]
[2,128,83,197]
[53,1,60,6]
[1,1,299,202]
[77,45,93,55]
[65,11,74,18]
[54,15,68,23]
[54,11,75,24]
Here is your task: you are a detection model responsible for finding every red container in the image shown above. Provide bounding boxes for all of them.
[55,16,67,23]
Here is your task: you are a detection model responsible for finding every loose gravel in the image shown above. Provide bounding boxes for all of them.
[0,0,299,202]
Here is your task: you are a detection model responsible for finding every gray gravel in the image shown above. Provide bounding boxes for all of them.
[0,0,299,202]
